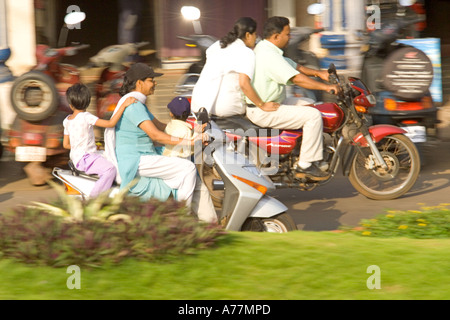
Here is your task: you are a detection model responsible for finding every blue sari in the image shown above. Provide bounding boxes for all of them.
[115,101,176,201]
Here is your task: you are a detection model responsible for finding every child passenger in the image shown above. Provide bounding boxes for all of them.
[163,96,217,224]
[63,83,135,197]
[163,96,196,159]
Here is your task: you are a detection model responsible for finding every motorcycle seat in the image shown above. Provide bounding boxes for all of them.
[211,114,280,137]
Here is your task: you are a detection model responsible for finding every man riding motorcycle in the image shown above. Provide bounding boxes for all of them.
[192,16,338,181]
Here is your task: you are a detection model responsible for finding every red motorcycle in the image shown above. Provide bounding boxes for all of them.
[192,64,420,204]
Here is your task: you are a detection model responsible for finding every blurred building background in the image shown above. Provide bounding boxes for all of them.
[1,1,449,66]
[1,0,449,91]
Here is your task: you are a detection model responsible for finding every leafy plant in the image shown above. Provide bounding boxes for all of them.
[0,184,224,268]
[28,181,131,222]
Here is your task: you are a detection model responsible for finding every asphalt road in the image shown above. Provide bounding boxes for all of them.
[1,140,450,231]
[271,140,450,230]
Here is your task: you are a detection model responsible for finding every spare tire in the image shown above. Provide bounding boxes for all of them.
[10,71,59,122]
[381,46,433,101]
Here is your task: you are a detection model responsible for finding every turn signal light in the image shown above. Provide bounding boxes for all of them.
[8,137,21,148]
[232,175,268,195]
[355,105,368,113]
[46,138,61,149]
[384,97,433,111]
[107,104,117,112]
[64,183,81,196]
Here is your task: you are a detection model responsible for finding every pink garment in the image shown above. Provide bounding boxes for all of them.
[77,153,116,197]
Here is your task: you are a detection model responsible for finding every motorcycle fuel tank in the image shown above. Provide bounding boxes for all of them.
[314,103,345,132]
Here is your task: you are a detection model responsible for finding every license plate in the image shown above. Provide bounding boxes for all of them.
[15,146,47,162]
[402,126,426,143]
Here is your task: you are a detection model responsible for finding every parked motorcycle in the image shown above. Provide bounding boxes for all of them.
[193,64,420,202]
[285,26,324,101]
[6,41,150,184]
[89,42,150,121]
[52,108,296,233]
[177,34,217,74]
[174,34,217,100]
[6,43,90,185]
[360,13,439,148]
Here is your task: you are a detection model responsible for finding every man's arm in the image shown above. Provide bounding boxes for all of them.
[297,65,330,82]
[291,73,339,94]
[239,74,280,112]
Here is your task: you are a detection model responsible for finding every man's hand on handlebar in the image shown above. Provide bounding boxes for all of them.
[326,84,340,95]
[315,69,331,82]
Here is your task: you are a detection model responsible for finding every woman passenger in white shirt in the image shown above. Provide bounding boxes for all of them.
[191,17,279,117]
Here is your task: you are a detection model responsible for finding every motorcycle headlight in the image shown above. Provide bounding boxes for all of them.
[367,94,376,105]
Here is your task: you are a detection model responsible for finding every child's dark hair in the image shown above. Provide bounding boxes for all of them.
[66,83,91,110]
[220,17,257,49]
[171,111,190,122]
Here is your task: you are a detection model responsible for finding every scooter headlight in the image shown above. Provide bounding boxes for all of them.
[232,165,268,195]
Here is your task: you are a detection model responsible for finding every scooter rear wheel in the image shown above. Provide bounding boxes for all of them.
[241,213,297,233]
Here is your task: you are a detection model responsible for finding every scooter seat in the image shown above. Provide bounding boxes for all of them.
[68,160,99,180]
[211,115,280,137]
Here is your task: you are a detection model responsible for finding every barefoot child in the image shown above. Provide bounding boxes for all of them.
[63,83,135,197]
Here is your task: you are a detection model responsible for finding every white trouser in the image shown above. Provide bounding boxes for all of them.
[246,98,323,164]
[138,154,217,223]
[192,177,218,223]
[138,155,197,205]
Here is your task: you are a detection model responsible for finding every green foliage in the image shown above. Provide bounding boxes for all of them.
[342,204,450,239]
[0,187,224,268]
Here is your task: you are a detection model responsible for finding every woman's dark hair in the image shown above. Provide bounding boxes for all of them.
[263,16,290,39]
[66,83,91,111]
[119,75,147,97]
[220,17,257,48]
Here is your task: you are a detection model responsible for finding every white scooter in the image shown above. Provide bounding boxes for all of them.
[52,109,297,232]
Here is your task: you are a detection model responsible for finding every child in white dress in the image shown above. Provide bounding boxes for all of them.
[63,83,135,197]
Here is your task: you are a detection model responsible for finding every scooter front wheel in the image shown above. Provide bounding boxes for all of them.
[241,213,297,233]
[348,134,420,200]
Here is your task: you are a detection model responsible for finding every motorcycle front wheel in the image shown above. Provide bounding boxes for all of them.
[349,134,420,200]
[241,213,297,233]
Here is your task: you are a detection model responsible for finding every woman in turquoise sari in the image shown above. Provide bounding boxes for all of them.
[104,63,198,205]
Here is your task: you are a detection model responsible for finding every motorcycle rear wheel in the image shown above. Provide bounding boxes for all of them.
[349,134,420,200]
[241,213,297,233]
[10,71,59,122]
